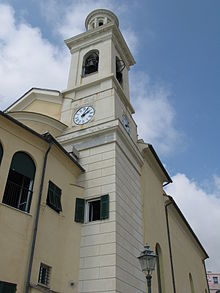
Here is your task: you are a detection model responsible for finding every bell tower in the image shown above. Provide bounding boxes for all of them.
[58,9,145,293]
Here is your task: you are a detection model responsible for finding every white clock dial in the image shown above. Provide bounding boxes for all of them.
[74,106,95,125]
[122,114,130,134]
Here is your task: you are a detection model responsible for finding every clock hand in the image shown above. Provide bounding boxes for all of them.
[81,107,89,117]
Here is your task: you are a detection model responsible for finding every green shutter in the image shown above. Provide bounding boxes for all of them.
[0,281,16,293]
[75,198,85,223]
[100,194,109,220]
[47,181,62,213]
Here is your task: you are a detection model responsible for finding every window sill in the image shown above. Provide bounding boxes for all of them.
[30,283,60,293]
[0,203,32,217]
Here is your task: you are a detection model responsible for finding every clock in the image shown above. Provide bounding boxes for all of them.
[74,106,95,125]
[122,114,130,134]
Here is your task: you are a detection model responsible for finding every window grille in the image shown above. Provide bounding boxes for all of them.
[38,263,51,287]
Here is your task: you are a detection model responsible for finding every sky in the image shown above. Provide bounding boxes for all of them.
[0,0,219,271]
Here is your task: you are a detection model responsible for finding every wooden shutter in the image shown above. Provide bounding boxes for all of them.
[0,281,16,293]
[100,194,109,220]
[47,181,62,213]
[75,198,85,223]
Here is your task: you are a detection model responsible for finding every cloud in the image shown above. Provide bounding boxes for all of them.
[165,173,220,271]
[131,71,181,155]
[0,3,69,110]
[39,0,138,53]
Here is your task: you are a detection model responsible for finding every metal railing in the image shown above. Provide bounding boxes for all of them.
[2,180,33,213]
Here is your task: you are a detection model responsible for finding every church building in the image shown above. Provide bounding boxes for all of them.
[0,9,209,293]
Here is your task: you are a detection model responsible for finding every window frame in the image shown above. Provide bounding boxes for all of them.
[38,263,51,288]
[213,276,219,284]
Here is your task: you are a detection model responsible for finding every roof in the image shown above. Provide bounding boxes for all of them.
[4,87,61,112]
[166,195,209,259]
[139,140,172,184]
[0,111,84,172]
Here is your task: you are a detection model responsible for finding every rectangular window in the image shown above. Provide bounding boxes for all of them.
[213,276,218,284]
[74,195,109,223]
[0,281,17,293]
[46,181,62,213]
[38,263,51,287]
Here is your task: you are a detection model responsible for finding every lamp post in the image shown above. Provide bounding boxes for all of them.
[138,244,157,293]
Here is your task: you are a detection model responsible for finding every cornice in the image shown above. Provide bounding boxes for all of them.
[65,23,135,67]
[57,119,143,168]
[62,74,135,114]
[5,88,62,112]
[8,111,67,132]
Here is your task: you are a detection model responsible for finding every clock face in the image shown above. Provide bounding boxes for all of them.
[74,106,95,125]
[122,114,130,134]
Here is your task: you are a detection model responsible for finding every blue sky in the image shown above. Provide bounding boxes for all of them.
[0,0,220,271]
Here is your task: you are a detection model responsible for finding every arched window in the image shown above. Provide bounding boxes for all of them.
[82,50,99,76]
[156,243,164,293]
[189,273,195,293]
[0,143,3,165]
[2,152,36,213]
[116,56,125,85]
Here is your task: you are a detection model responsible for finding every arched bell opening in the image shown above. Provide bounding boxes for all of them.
[82,50,99,76]
[116,56,125,86]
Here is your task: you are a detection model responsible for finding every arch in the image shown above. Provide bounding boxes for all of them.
[82,50,99,76]
[189,273,195,293]
[0,142,3,165]
[2,151,36,213]
[155,243,164,293]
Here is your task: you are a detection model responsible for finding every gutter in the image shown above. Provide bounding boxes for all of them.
[165,200,177,293]
[203,260,211,293]
[25,138,53,293]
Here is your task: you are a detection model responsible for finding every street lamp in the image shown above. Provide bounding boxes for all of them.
[138,244,157,293]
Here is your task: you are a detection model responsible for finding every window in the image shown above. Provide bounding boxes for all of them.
[75,194,109,223]
[2,152,35,213]
[46,181,62,213]
[0,143,3,165]
[82,51,99,76]
[213,276,219,284]
[38,263,51,287]
[0,281,16,293]
[189,273,195,293]
[155,244,163,293]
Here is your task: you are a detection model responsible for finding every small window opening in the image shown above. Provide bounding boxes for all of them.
[116,57,125,85]
[99,21,103,26]
[213,276,219,284]
[38,263,51,287]
[0,143,3,165]
[83,51,99,76]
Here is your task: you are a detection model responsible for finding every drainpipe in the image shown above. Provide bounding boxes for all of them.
[25,142,52,293]
[203,260,210,293]
[165,200,176,293]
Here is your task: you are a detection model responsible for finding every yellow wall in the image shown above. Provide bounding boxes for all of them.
[141,158,173,292]
[25,100,61,121]
[168,204,209,292]
[141,155,208,293]
[0,115,82,293]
